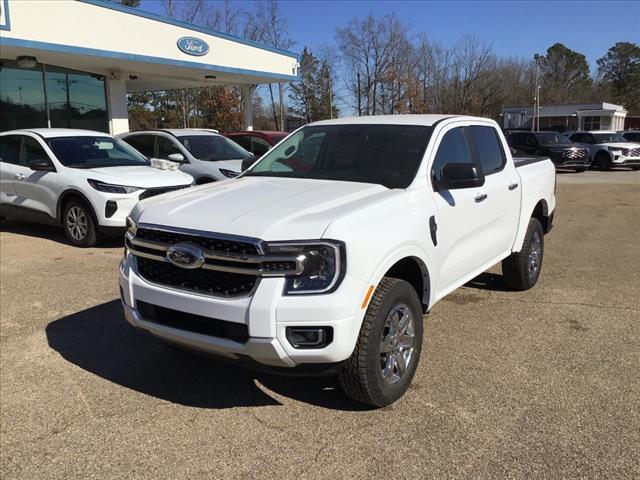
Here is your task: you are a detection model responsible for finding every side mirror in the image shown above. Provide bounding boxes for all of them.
[167,153,185,163]
[241,155,260,172]
[28,159,56,172]
[437,163,484,190]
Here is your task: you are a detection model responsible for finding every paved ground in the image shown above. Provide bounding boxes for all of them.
[1,171,639,479]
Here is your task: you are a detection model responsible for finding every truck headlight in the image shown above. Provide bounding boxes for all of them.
[264,240,346,294]
[88,178,140,194]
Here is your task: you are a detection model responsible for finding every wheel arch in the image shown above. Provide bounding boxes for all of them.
[56,189,97,222]
[367,248,432,313]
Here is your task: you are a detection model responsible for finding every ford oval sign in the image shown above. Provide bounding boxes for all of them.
[177,37,209,57]
[167,242,206,269]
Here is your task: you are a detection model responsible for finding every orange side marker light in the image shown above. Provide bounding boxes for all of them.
[361,285,375,309]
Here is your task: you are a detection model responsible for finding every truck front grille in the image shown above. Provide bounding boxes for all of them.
[139,184,191,201]
[137,301,249,343]
[136,257,258,298]
[126,225,302,298]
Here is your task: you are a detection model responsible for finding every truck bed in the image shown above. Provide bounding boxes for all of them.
[513,155,552,168]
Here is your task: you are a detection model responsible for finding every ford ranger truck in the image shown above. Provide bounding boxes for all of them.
[119,115,556,407]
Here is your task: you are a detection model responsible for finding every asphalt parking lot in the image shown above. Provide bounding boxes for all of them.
[1,170,639,479]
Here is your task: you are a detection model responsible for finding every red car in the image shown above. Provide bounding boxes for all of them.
[225,131,289,170]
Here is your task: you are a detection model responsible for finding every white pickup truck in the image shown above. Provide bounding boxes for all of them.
[119,115,556,407]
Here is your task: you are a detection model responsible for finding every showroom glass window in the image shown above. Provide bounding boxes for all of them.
[45,65,108,132]
[0,60,48,131]
[0,60,108,133]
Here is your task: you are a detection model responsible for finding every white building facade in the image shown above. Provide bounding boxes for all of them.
[501,102,627,132]
[0,0,299,134]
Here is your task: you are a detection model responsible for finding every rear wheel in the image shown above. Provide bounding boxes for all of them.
[63,200,100,247]
[338,278,423,407]
[631,166,640,171]
[502,217,544,291]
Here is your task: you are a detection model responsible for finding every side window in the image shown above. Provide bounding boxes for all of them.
[124,135,155,158]
[525,134,537,146]
[431,127,473,183]
[467,126,506,175]
[156,136,181,159]
[251,137,271,156]
[229,135,251,151]
[20,137,51,167]
[0,136,21,164]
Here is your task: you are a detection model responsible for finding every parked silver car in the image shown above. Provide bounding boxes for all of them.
[119,129,255,183]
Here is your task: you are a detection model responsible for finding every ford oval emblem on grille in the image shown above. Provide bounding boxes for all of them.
[167,242,205,269]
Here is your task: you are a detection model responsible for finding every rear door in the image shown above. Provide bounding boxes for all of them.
[466,125,521,256]
[13,135,59,218]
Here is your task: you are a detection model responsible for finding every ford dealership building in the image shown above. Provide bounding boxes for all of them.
[0,0,299,134]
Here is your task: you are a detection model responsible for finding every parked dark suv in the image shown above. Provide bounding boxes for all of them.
[506,131,591,172]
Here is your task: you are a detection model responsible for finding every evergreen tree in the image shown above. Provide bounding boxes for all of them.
[597,42,640,114]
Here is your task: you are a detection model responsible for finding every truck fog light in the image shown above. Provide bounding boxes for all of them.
[286,327,333,349]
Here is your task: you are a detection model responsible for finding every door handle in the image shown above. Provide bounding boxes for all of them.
[14,173,25,180]
[508,183,519,191]
[474,192,488,203]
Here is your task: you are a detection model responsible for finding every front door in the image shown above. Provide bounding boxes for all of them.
[0,135,20,204]
[13,135,58,219]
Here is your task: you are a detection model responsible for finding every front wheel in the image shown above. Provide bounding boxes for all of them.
[502,217,544,291]
[574,166,587,173]
[338,278,423,407]
[631,166,640,171]
[63,200,100,247]
[594,152,612,171]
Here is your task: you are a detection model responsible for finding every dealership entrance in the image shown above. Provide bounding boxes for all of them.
[0,0,299,134]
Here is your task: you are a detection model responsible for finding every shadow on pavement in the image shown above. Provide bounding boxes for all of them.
[0,219,123,248]
[465,272,510,292]
[46,300,370,411]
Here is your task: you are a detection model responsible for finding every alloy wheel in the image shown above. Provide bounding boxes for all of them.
[379,303,415,384]
[66,206,88,241]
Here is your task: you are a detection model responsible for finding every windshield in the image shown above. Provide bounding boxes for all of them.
[592,133,628,143]
[244,124,432,189]
[536,133,571,145]
[178,135,252,161]
[47,136,150,168]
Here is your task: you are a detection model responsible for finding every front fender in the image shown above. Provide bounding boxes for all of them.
[364,244,433,309]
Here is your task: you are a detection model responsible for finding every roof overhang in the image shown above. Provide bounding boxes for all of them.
[0,0,299,90]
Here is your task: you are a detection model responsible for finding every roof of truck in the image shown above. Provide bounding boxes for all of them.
[310,114,493,127]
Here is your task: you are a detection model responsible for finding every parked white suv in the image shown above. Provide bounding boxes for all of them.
[120,115,556,406]
[119,129,254,183]
[567,131,640,170]
[0,129,193,246]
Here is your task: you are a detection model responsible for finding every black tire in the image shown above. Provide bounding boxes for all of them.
[594,152,612,171]
[502,217,544,291]
[195,177,215,185]
[62,199,100,247]
[338,277,423,407]
[574,167,587,173]
[631,166,640,171]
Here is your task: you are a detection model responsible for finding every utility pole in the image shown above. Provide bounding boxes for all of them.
[356,71,361,116]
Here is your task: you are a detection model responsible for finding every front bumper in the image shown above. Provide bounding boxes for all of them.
[119,254,368,368]
[611,154,640,166]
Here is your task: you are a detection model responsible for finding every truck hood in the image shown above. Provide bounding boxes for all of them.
[134,176,391,240]
[83,165,193,188]
[601,143,636,149]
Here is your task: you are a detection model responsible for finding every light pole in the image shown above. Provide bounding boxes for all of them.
[532,53,540,132]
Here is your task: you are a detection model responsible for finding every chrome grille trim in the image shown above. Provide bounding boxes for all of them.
[126,229,305,277]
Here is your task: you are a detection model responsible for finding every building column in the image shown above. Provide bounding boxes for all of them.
[241,85,255,131]
[105,74,129,135]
